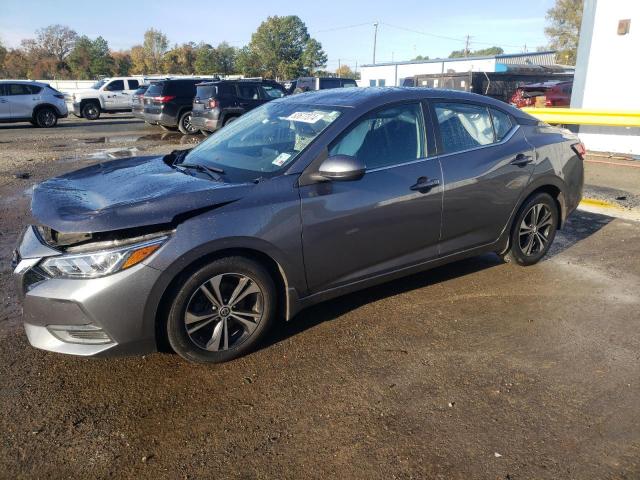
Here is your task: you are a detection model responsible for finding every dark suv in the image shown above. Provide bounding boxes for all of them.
[190,79,286,134]
[143,79,204,134]
[287,77,358,94]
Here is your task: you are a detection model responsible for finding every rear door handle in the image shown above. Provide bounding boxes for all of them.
[410,176,440,192]
[511,153,533,167]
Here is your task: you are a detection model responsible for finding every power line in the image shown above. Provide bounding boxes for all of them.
[312,22,373,34]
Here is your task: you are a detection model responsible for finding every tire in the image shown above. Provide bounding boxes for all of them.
[81,102,101,120]
[166,256,277,363]
[502,192,558,266]
[178,110,198,135]
[34,107,58,128]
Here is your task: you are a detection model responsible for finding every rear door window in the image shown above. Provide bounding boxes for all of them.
[319,78,341,89]
[8,84,34,95]
[145,83,164,96]
[434,102,495,154]
[127,79,139,90]
[237,84,260,100]
[490,108,513,141]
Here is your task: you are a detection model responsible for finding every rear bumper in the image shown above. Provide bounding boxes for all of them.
[144,110,177,127]
[190,113,222,132]
[132,107,145,120]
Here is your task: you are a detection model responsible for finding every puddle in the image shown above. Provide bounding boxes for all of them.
[76,133,202,146]
[58,146,144,164]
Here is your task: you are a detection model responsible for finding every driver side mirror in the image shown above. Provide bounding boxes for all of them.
[315,154,365,182]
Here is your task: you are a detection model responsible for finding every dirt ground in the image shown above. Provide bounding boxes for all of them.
[1,115,639,479]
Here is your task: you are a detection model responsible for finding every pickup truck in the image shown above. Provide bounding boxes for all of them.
[66,77,142,120]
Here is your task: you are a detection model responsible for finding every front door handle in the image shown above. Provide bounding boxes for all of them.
[511,153,533,167]
[410,176,440,193]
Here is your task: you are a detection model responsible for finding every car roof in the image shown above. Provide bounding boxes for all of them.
[280,87,531,116]
[0,79,49,87]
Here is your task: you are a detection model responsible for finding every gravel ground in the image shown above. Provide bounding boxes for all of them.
[1,116,639,479]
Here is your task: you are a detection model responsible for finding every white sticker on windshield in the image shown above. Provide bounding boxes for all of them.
[272,152,291,166]
[283,111,327,124]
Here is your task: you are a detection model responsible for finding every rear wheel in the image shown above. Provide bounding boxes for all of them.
[81,102,101,120]
[502,192,558,266]
[34,107,58,128]
[166,257,277,363]
[178,110,198,134]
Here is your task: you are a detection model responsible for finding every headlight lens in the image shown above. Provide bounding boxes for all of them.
[39,237,167,279]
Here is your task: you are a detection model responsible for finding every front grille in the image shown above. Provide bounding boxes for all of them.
[23,269,46,290]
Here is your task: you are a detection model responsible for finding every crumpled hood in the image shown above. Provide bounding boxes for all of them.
[32,155,253,233]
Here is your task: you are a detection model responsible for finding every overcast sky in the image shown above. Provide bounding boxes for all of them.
[0,0,555,69]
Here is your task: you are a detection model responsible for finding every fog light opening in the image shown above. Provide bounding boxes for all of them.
[47,325,113,345]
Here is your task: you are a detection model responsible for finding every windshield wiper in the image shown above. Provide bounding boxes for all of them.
[176,162,224,180]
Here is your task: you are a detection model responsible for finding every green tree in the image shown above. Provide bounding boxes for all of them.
[240,15,326,79]
[68,36,114,78]
[143,28,169,73]
[111,51,132,76]
[0,41,6,70]
[194,43,217,74]
[130,45,146,74]
[545,0,583,65]
[335,64,356,79]
[412,55,430,61]
[215,42,237,75]
[448,46,504,58]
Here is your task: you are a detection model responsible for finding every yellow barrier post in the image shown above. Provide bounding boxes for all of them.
[521,108,640,128]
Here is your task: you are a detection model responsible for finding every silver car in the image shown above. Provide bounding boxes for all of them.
[0,80,68,127]
[13,88,584,363]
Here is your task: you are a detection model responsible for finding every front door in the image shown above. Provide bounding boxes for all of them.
[432,101,535,255]
[0,84,10,120]
[103,80,128,109]
[300,102,443,293]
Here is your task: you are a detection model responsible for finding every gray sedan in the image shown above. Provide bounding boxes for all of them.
[13,88,584,363]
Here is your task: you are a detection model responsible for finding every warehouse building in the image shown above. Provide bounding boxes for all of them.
[360,51,560,88]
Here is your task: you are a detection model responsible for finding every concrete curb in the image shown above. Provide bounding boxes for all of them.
[579,197,640,222]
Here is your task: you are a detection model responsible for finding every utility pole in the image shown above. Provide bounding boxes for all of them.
[464,34,471,57]
[338,59,341,77]
[373,22,379,65]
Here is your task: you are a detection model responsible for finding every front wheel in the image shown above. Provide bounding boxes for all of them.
[501,192,558,266]
[178,110,198,135]
[166,257,277,363]
[81,102,101,120]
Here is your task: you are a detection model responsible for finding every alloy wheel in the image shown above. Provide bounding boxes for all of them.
[518,203,553,256]
[184,273,264,352]
[183,113,197,134]
[38,109,56,127]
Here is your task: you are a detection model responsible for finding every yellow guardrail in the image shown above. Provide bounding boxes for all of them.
[521,108,640,128]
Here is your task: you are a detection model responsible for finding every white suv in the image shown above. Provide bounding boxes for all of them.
[67,77,141,120]
[0,80,68,128]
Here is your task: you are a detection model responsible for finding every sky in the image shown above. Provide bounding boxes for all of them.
[0,0,555,70]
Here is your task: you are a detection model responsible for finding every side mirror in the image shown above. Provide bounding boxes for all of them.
[315,154,365,181]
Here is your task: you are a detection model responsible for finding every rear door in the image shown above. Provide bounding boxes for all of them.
[236,83,262,112]
[431,101,535,254]
[7,83,41,118]
[300,102,443,292]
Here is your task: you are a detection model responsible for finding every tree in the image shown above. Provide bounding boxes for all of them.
[240,15,326,79]
[1,49,29,78]
[335,64,356,79]
[142,28,169,73]
[0,41,6,70]
[194,43,217,75]
[412,55,429,61]
[215,42,237,75]
[448,46,504,58]
[545,0,583,65]
[130,45,146,74]
[35,25,78,64]
[68,36,114,78]
[302,38,327,75]
[111,51,132,76]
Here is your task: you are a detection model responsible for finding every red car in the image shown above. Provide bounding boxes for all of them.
[510,80,573,108]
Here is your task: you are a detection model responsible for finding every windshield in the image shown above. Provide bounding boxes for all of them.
[183,102,342,180]
[91,79,108,89]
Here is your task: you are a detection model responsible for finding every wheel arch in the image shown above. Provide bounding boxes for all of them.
[149,246,293,352]
[32,103,63,118]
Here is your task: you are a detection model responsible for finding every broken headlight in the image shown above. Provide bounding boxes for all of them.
[39,236,167,279]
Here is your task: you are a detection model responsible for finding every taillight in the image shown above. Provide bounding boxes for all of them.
[153,95,176,103]
[571,142,586,160]
[545,99,554,107]
[207,98,219,109]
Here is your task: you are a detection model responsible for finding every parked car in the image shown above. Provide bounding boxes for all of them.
[67,77,141,120]
[288,77,358,94]
[510,80,573,108]
[14,88,584,363]
[143,78,204,134]
[131,84,150,120]
[191,79,287,134]
[0,80,67,128]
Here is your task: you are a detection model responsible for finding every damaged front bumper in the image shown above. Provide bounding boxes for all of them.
[13,226,162,357]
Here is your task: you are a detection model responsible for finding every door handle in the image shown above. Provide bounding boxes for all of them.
[511,153,533,167]
[410,176,440,192]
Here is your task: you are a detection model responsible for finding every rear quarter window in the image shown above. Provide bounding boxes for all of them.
[490,108,514,141]
[145,83,164,96]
